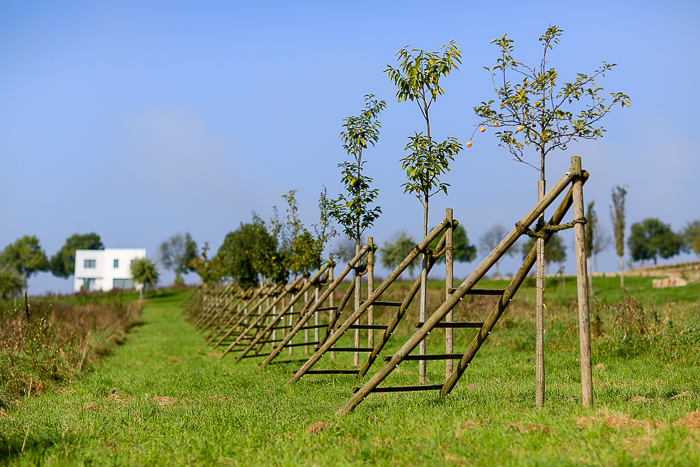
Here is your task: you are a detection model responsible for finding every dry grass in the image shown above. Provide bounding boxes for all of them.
[0,297,142,408]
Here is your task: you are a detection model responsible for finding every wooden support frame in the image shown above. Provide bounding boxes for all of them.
[284,218,452,386]
[257,244,372,368]
[338,160,591,414]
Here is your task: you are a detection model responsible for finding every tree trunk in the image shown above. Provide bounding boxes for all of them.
[619,256,624,288]
[419,200,429,383]
[353,242,361,366]
[535,180,546,408]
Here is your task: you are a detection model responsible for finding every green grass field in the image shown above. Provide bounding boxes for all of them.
[1,276,699,466]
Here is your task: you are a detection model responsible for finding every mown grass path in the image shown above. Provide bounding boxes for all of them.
[2,289,699,466]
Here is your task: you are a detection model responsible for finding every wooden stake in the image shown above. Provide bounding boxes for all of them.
[572,156,593,408]
[445,208,454,376]
[367,237,375,349]
[353,243,362,366]
[329,257,336,361]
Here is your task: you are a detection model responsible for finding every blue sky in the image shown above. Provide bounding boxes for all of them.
[1,1,698,294]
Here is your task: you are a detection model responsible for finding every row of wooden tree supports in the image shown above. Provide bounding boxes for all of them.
[183,157,593,414]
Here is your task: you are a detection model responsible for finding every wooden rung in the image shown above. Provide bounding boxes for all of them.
[315,306,337,311]
[257,338,285,344]
[348,324,388,330]
[449,288,505,295]
[239,352,271,359]
[285,341,320,348]
[383,353,463,361]
[352,384,443,393]
[361,300,403,307]
[415,322,484,329]
[268,359,309,365]
[317,347,374,352]
[298,324,330,330]
[297,370,359,375]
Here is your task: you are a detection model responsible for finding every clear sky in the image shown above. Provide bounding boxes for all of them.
[1,1,698,294]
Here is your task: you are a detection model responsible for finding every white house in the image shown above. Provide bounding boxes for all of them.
[74,249,147,292]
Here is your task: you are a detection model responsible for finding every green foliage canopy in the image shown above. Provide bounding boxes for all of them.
[0,266,23,299]
[474,26,630,177]
[50,233,104,279]
[610,186,627,258]
[386,41,463,219]
[0,235,50,287]
[329,95,385,244]
[159,233,198,284]
[130,257,159,298]
[428,224,476,264]
[628,218,683,265]
[681,220,700,260]
[217,222,282,288]
[380,232,417,278]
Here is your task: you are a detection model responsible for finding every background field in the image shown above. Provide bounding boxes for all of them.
[1,273,699,466]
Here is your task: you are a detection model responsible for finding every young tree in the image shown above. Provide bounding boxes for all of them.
[329,94,385,249]
[584,202,597,295]
[0,236,50,292]
[610,186,627,287]
[280,189,334,277]
[380,232,417,280]
[159,233,198,286]
[473,26,630,406]
[217,222,279,288]
[387,41,463,382]
[681,220,700,261]
[479,224,514,278]
[329,95,385,366]
[50,233,104,279]
[628,218,683,265]
[189,242,223,286]
[130,257,159,300]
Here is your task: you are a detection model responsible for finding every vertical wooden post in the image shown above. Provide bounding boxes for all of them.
[367,237,375,349]
[572,156,593,408]
[536,179,546,408]
[445,208,454,376]
[353,243,361,366]
[329,257,336,361]
[24,289,29,323]
[314,285,320,344]
[304,285,310,355]
[289,283,295,356]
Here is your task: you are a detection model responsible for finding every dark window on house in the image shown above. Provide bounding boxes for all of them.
[84,259,96,268]
[114,259,119,268]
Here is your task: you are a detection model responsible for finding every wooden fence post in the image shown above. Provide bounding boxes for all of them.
[445,208,454,376]
[368,237,375,349]
[572,155,593,408]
